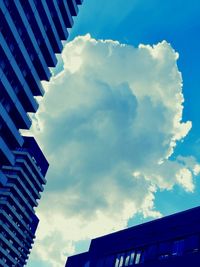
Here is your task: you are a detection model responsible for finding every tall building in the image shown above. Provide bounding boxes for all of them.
[0,0,83,266]
[65,206,200,267]
[0,137,48,266]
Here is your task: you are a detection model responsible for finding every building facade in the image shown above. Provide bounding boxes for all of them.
[65,206,200,267]
[0,0,83,266]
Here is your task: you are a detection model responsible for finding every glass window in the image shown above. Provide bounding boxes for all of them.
[30,53,35,61]
[158,241,171,259]
[13,85,19,95]
[185,235,199,253]
[84,261,90,267]
[44,24,48,32]
[119,255,124,267]
[18,27,23,36]
[135,251,141,264]
[0,60,6,70]
[5,101,11,112]
[159,242,171,254]
[172,239,184,256]
[124,255,130,266]
[104,255,115,266]
[26,12,31,21]
[4,0,9,7]
[23,69,27,77]
[143,244,157,262]
[9,43,14,52]
[129,252,135,265]
[114,257,120,267]
[37,38,41,46]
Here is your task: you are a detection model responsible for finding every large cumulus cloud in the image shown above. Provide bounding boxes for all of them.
[28,35,199,266]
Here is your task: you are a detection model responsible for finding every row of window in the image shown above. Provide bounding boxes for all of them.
[0,240,23,265]
[34,0,63,55]
[114,234,199,266]
[115,251,141,267]
[3,0,48,81]
[15,153,43,181]
[0,189,33,237]
[2,218,30,251]
[3,165,39,196]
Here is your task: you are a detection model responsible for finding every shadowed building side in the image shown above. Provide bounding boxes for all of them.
[0,137,48,266]
[65,206,200,267]
[0,0,84,265]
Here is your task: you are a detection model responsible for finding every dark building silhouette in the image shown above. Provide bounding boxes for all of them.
[0,0,83,266]
[65,206,200,267]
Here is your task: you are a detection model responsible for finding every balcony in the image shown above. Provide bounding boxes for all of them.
[7,174,38,207]
[2,165,41,200]
[0,246,17,265]
[1,74,32,129]
[0,103,24,147]
[0,233,21,258]
[14,150,47,185]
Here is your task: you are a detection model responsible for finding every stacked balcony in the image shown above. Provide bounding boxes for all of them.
[0,137,48,266]
[0,0,84,265]
[0,0,83,166]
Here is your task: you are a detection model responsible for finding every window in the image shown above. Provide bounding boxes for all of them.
[135,251,142,264]
[22,69,27,77]
[37,38,41,46]
[30,53,35,61]
[129,252,135,265]
[158,241,171,260]
[103,255,114,266]
[172,239,184,256]
[26,12,31,21]
[5,102,11,112]
[119,255,124,267]
[185,235,199,253]
[9,43,14,52]
[0,60,6,70]
[124,255,130,266]
[83,261,90,267]
[18,27,23,36]
[13,85,20,95]
[114,257,120,267]
[143,244,157,262]
[33,0,38,6]
[4,0,9,7]
[114,254,124,267]
[0,96,5,104]
[44,24,48,32]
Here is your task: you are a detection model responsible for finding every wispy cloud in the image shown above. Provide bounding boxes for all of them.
[29,35,199,266]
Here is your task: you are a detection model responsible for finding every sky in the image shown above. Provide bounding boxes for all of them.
[27,1,200,266]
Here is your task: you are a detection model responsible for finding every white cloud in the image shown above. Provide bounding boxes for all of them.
[28,35,199,266]
[176,168,194,192]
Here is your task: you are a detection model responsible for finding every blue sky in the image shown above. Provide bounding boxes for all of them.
[27,1,200,266]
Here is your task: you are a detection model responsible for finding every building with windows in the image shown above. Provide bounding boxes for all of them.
[0,0,83,266]
[65,206,200,267]
[0,137,48,266]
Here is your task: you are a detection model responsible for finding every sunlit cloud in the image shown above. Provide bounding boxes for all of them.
[28,35,199,266]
